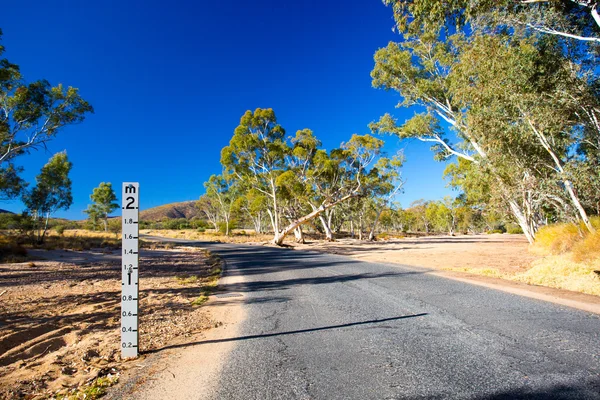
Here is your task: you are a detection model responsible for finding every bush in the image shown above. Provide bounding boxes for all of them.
[572,230,600,263]
[217,220,237,235]
[55,225,66,235]
[0,239,27,262]
[506,224,523,234]
[487,229,504,234]
[197,227,206,233]
[534,222,582,255]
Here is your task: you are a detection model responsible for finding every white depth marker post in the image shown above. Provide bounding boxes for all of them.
[121,182,139,358]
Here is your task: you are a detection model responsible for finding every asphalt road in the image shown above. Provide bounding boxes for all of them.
[153,239,600,399]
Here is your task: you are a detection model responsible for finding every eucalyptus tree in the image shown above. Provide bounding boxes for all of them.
[372,0,600,242]
[366,153,405,240]
[23,152,73,243]
[83,204,102,231]
[86,182,118,232]
[272,133,387,245]
[204,173,238,236]
[232,189,267,234]
[451,33,595,232]
[221,108,392,245]
[221,108,289,242]
[197,194,220,231]
[369,30,541,241]
[382,1,600,42]
[0,30,92,200]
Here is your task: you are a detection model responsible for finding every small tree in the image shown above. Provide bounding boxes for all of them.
[86,182,118,231]
[83,204,102,231]
[22,152,73,243]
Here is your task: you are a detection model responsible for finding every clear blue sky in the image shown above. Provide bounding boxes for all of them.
[1,0,454,219]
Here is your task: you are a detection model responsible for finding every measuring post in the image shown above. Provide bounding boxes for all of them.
[121,182,139,358]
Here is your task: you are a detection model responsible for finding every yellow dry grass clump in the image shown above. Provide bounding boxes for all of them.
[445,218,600,296]
[572,229,600,263]
[533,222,583,255]
[521,217,600,295]
[513,255,600,296]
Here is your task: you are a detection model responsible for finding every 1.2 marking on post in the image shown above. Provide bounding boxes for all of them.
[121,182,139,359]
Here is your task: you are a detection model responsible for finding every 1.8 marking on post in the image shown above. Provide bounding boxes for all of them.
[121,182,139,359]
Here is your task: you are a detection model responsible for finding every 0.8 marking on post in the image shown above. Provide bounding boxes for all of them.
[121,182,139,359]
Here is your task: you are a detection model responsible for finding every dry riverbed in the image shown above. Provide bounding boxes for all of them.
[0,244,221,399]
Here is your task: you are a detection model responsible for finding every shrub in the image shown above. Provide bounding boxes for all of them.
[572,230,600,263]
[0,242,27,262]
[534,222,582,255]
[197,227,206,233]
[55,225,66,235]
[506,224,523,234]
[487,229,504,234]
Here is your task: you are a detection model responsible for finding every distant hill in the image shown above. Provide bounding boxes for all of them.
[0,209,14,214]
[140,201,200,221]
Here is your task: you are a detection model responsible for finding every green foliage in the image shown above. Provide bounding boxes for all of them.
[0,30,92,200]
[55,225,66,235]
[218,108,393,244]
[22,152,73,243]
[56,375,118,400]
[86,182,118,231]
[373,0,600,242]
[0,164,26,200]
[0,212,22,229]
[217,219,236,234]
[506,224,524,234]
[108,218,121,236]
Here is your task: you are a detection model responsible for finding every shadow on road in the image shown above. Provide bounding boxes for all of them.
[473,377,600,400]
[144,313,428,354]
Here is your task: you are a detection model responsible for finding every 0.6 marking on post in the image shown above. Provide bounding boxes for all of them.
[121,182,139,359]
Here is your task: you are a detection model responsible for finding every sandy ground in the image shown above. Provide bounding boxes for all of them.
[105,268,246,400]
[292,234,539,274]
[0,245,220,399]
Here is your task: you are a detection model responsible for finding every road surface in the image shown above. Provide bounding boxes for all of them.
[144,240,600,399]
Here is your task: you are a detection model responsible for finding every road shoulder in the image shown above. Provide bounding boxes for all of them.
[105,269,246,400]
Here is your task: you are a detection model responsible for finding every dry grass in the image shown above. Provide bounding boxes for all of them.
[533,223,583,255]
[522,218,600,295]
[572,230,600,263]
[442,267,508,279]
[59,229,116,239]
[512,254,600,296]
[141,229,275,244]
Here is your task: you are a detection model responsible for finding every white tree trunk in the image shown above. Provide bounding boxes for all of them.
[319,214,335,241]
[508,199,536,244]
[368,208,384,241]
[293,226,305,243]
[273,193,358,245]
